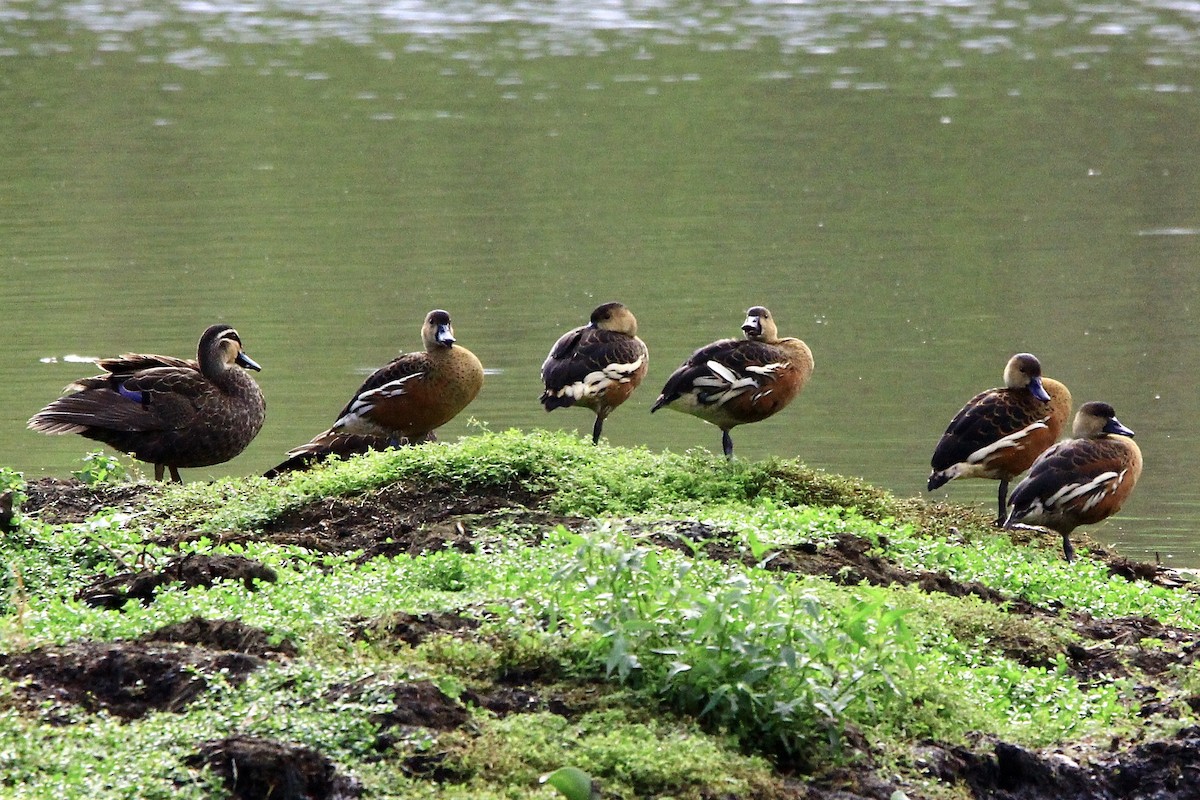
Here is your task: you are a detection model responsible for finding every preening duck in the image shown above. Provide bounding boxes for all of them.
[1006,401,1142,562]
[928,353,1072,523]
[651,306,813,458]
[539,301,648,444]
[28,324,266,482]
[266,309,483,476]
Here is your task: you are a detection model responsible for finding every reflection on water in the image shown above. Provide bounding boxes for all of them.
[1,0,1199,564]
[5,0,1200,66]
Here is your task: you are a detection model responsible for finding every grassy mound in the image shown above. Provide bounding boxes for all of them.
[0,430,1197,799]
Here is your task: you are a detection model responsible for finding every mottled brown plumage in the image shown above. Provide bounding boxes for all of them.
[1006,401,1142,562]
[540,302,648,444]
[28,324,266,482]
[651,306,814,458]
[266,310,482,476]
[928,353,1072,522]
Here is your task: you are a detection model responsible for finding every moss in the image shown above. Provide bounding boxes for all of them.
[452,709,782,800]
[3,431,1197,799]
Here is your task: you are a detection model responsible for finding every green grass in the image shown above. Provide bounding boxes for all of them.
[0,430,1195,799]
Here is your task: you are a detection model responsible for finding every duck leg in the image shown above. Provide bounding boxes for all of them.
[169,466,182,483]
[721,430,734,459]
[1062,532,1076,563]
[155,464,165,482]
[591,415,604,445]
[994,479,1010,526]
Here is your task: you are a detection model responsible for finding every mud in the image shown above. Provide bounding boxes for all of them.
[916,728,1200,800]
[0,640,262,720]
[349,610,481,647]
[76,553,277,609]
[21,476,153,525]
[656,523,1046,613]
[140,616,298,659]
[185,481,560,561]
[0,617,292,721]
[187,735,363,800]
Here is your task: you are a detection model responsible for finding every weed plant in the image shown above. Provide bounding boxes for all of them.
[0,432,1195,799]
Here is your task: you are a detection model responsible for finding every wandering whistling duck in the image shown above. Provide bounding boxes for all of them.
[651,306,813,459]
[266,309,483,476]
[928,353,1072,523]
[1006,401,1142,562]
[539,301,648,445]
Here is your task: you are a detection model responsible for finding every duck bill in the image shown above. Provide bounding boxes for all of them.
[1029,376,1051,403]
[1104,417,1135,437]
[435,324,456,347]
[236,351,262,372]
[741,314,762,337]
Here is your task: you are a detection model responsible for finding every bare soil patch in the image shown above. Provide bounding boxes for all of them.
[0,640,262,720]
[916,728,1200,800]
[187,735,363,800]
[21,476,153,525]
[76,553,277,609]
[0,618,291,721]
[349,610,482,647]
[139,616,298,659]
[176,481,563,560]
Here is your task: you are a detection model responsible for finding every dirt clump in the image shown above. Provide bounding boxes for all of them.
[372,680,472,735]
[76,553,277,609]
[188,735,362,800]
[323,679,475,758]
[917,728,1200,799]
[349,610,481,647]
[20,476,153,525]
[0,640,262,720]
[138,616,297,659]
[213,481,553,560]
[656,524,1048,613]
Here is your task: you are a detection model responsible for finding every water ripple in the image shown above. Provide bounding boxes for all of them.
[2,0,1197,63]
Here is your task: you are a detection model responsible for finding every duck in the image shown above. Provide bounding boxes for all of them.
[28,324,266,482]
[651,306,814,458]
[266,309,483,476]
[927,353,1072,523]
[539,301,648,444]
[1005,401,1142,562]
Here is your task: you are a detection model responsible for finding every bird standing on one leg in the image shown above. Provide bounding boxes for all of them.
[539,302,648,445]
[1005,401,1142,562]
[28,324,266,482]
[928,353,1072,523]
[265,309,483,476]
[651,306,813,459]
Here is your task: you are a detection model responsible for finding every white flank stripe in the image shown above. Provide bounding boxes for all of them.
[1045,470,1121,509]
[746,362,787,376]
[601,356,644,382]
[359,372,424,402]
[968,419,1049,464]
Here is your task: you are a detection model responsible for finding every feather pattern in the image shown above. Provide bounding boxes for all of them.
[539,302,648,444]
[266,310,482,477]
[28,324,266,482]
[651,306,813,458]
[1006,401,1142,561]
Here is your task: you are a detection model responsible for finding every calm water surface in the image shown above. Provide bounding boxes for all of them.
[2,0,1199,563]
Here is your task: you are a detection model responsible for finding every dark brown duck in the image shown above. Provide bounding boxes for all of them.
[28,324,266,482]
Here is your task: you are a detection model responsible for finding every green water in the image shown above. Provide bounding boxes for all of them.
[2,1,1199,563]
